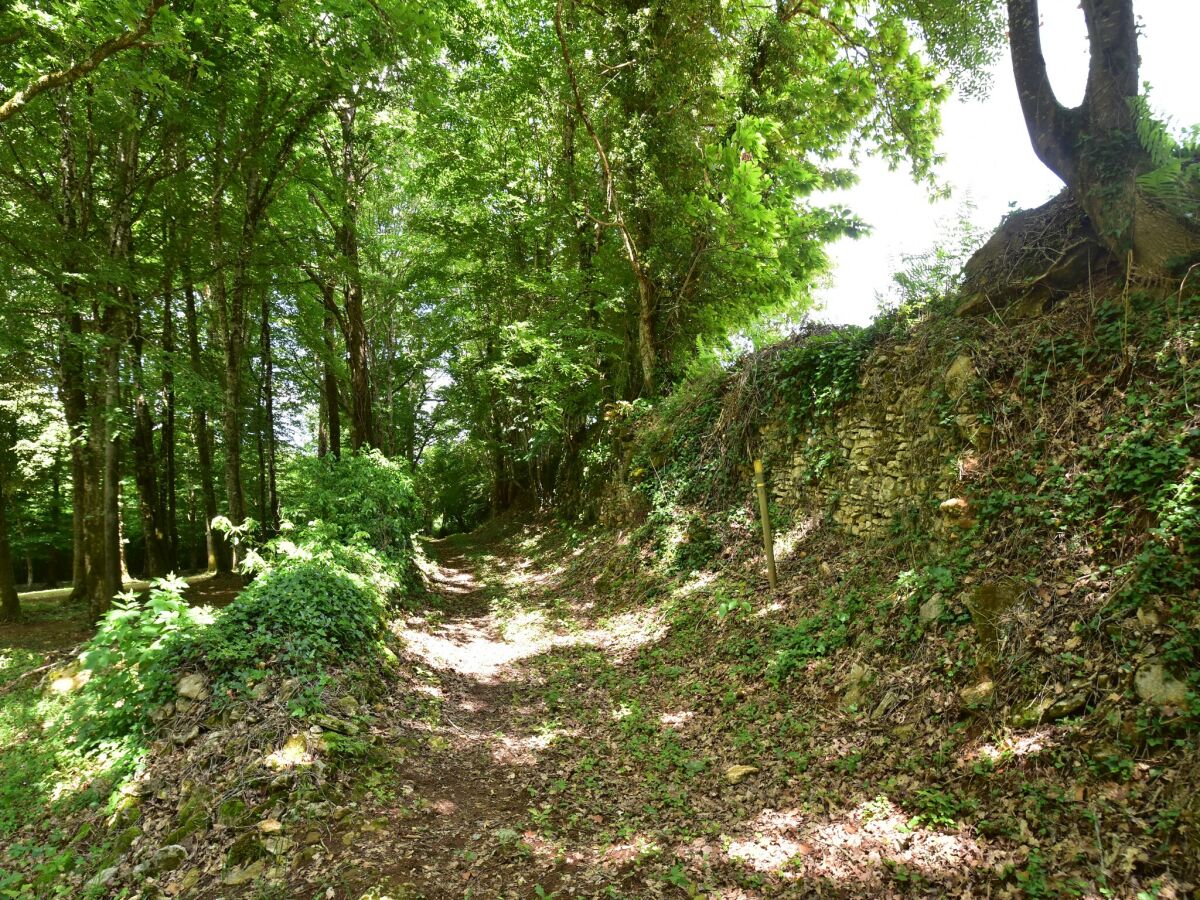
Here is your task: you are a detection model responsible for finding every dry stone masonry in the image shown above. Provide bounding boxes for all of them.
[759,344,984,541]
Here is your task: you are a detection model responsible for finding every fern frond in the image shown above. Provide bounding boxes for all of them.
[1130,93,1179,168]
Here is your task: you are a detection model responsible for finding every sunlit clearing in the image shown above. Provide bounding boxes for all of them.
[490,729,576,766]
[397,605,664,682]
[962,731,1052,768]
[500,560,564,589]
[659,710,695,727]
[773,515,820,562]
[49,666,91,694]
[600,835,661,869]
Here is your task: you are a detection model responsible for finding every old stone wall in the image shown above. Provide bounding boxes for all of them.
[759,342,989,539]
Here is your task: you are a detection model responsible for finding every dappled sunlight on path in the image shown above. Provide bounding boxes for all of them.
[394,545,665,685]
[341,524,1000,899]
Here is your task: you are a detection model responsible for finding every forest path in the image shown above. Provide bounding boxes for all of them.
[327,520,988,900]
[344,525,612,898]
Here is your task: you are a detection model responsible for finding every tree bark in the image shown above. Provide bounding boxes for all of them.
[317,391,329,458]
[219,254,249,553]
[258,286,279,533]
[161,269,179,569]
[1006,0,1152,260]
[60,304,93,600]
[636,276,657,395]
[0,459,19,623]
[97,303,123,617]
[336,102,374,450]
[46,446,64,588]
[184,273,230,573]
[130,292,169,577]
[323,308,342,460]
[93,116,141,617]
[55,97,95,602]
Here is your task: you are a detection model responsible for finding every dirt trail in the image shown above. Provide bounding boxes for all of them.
[332,524,1003,900]
[351,534,584,898]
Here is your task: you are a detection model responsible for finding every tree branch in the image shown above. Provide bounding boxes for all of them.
[554,0,644,281]
[1079,0,1138,134]
[0,0,168,125]
[1006,0,1076,183]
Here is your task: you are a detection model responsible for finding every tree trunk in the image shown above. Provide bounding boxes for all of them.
[345,288,373,451]
[0,461,19,623]
[93,117,140,617]
[130,293,169,577]
[636,275,657,396]
[255,385,267,528]
[219,272,248,551]
[161,261,179,570]
[209,134,251,567]
[55,98,95,603]
[59,306,93,601]
[46,446,63,588]
[83,398,106,607]
[318,391,329,458]
[184,274,229,573]
[323,309,342,460]
[1006,0,1197,267]
[97,306,123,617]
[259,287,279,532]
[337,103,374,451]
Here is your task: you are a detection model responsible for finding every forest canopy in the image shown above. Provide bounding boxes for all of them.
[15,0,1183,619]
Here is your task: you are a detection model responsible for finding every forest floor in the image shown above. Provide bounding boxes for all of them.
[1,573,242,653]
[323,519,1005,899]
[328,522,675,898]
[2,516,1191,897]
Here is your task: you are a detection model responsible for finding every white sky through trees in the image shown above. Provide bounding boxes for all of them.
[817,1,1200,325]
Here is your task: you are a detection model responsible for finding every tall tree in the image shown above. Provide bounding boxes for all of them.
[0,418,19,623]
[1007,0,1200,267]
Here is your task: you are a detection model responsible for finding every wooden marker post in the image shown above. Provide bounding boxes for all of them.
[753,458,777,590]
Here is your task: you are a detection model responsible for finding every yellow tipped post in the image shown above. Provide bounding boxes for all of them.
[753,458,777,591]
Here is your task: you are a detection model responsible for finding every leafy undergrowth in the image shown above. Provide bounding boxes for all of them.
[495,284,1199,897]
[0,451,425,897]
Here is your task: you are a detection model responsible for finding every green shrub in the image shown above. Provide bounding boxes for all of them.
[192,555,386,694]
[281,450,420,556]
[73,577,214,743]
